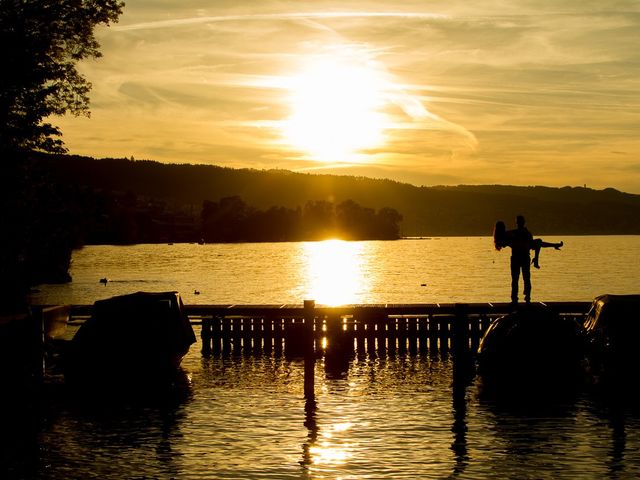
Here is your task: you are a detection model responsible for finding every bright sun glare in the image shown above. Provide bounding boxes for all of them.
[303,239,368,306]
[283,54,389,162]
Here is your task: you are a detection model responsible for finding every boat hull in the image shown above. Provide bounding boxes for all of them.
[64,291,196,388]
[477,306,586,388]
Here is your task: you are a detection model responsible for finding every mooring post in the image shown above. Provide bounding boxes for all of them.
[453,303,470,357]
[452,303,475,383]
[303,300,315,399]
[201,317,212,356]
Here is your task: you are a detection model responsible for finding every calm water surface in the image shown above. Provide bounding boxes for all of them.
[30,236,640,306]
[6,236,640,479]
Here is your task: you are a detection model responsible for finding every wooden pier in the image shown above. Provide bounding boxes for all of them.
[68,300,591,357]
[0,301,593,400]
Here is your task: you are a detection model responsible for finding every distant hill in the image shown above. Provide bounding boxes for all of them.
[39,154,640,236]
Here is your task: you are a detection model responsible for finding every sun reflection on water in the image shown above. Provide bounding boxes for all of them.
[310,444,352,465]
[309,422,356,466]
[302,240,370,306]
[332,422,354,433]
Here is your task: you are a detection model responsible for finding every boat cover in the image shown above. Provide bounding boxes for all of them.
[583,294,640,372]
[584,294,640,336]
[477,307,585,383]
[65,291,195,384]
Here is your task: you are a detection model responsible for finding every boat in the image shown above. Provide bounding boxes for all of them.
[64,291,196,388]
[583,294,640,382]
[476,306,586,388]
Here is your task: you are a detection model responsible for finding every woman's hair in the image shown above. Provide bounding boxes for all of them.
[493,220,507,250]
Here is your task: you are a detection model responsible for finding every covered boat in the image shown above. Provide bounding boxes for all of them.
[583,294,640,381]
[64,291,195,387]
[477,307,586,388]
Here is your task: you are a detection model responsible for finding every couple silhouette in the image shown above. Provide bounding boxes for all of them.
[493,215,563,304]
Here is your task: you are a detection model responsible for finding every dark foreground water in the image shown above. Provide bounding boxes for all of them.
[3,330,640,479]
[14,237,640,478]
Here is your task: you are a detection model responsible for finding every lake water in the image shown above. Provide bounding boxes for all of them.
[29,236,640,306]
[5,237,640,479]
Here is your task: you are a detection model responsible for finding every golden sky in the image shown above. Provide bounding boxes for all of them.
[55,1,640,193]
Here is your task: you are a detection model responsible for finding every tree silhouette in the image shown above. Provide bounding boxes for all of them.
[336,199,376,239]
[0,1,123,309]
[199,195,402,243]
[377,207,403,239]
[303,200,336,239]
[0,0,123,153]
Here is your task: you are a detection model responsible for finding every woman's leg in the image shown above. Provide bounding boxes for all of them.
[531,239,563,269]
[538,240,563,249]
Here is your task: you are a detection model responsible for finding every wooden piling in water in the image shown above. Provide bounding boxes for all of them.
[387,316,397,355]
[418,316,428,353]
[241,317,251,353]
[303,300,315,400]
[452,304,470,356]
[325,313,341,352]
[397,317,407,354]
[222,317,232,354]
[201,317,212,356]
[211,315,222,355]
[355,317,365,354]
[263,317,273,353]
[408,317,418,355]
[274,317,283,355]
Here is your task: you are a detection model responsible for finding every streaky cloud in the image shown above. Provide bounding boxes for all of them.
[388,90,478,151]
[114,11,450,32]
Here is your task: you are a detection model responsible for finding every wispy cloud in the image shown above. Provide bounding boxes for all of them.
[114,11,450,32]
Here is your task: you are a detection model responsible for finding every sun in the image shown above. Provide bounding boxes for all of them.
[282,54,389,162]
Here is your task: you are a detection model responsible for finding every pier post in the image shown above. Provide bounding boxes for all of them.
[452,304,470,357]
[201,317,212,356]
[452,304,475,381]
[211,316,222,355]
[303,300,315,399]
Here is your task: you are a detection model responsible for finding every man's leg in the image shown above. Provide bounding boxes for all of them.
[510,257,520,303]
[531,238,542,268]
[523,259,531,303]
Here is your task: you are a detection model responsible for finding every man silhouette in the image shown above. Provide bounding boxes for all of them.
[509,215,533,304]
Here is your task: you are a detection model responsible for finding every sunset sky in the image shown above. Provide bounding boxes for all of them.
[55,1,640,192]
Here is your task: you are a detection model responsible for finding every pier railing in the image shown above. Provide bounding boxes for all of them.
[69,301,591,357]
[0,301,592,396]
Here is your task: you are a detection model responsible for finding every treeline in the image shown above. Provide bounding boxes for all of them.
[39,154,640,236]
[2,157,402,245]
[82,193,402,244]
[201,197,402,242]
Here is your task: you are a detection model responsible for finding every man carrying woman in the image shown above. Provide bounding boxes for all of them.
[493,215,563,304]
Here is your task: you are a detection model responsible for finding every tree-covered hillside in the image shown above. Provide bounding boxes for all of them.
[40,154,640,236]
